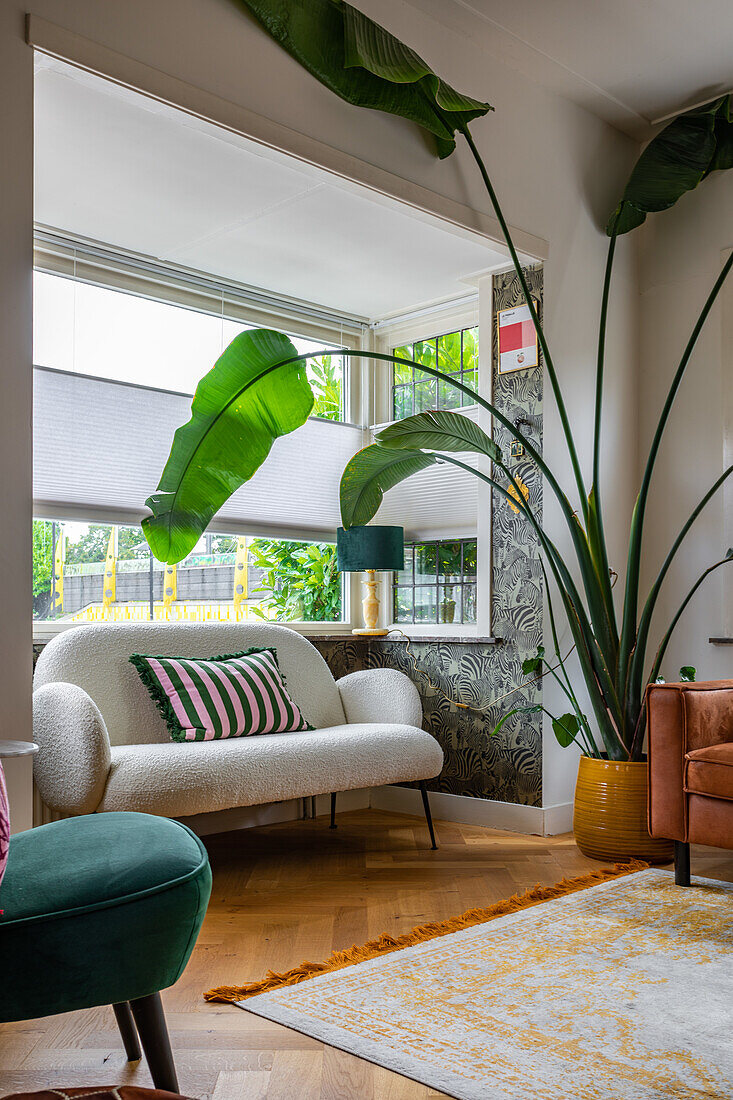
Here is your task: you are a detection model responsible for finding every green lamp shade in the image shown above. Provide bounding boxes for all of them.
[337,525,404,572]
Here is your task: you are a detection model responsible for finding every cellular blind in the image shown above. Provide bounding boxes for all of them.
[374,407,481,539]
[33,367,363,541]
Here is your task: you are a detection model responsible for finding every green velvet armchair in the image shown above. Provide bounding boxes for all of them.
[0,812,212,1092]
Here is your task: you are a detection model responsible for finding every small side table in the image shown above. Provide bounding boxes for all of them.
[0,740,39,834]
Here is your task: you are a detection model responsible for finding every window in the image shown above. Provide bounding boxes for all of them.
[33,271,347,421]
[393,538,477,625]
[32,239,368,630]
[392,326,478,420]
[32,520,342,624]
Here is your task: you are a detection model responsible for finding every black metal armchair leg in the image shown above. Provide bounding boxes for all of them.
[419,781,438,850]
[113,1001,141,1061]
[330,792,337,829]
[130,991,179,1093]
[674,840,691,887]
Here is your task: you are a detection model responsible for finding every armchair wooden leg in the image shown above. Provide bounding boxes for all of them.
[113,1001,141,1061]
[130,991,179,1093]
[330,792,337,829]
[419,781,438,850]
[674,840,691,887]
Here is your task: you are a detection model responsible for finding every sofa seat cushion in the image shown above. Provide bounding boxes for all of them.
[685,742,733,801]
[99,724,444,818]
[0,813,212,1021]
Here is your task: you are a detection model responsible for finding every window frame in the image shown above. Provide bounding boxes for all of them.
[390,325,479,422]
[31,235,371,639]
[32,517,354,641]
[393,537,478,627]
[371,288,493,639]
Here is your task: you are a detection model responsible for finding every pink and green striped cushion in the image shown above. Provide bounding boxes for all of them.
[130,647,313,742]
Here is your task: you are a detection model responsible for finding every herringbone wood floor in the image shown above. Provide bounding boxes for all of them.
[2,808,732,1099]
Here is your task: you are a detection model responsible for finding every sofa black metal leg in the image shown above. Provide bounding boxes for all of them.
[113,1001,141,1061]
[419,782,438,850]
[674,840,691,887]
[130,991,179,1093]
[330,791,337,829]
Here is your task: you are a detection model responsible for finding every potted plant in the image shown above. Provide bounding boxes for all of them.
[141,0,733,862]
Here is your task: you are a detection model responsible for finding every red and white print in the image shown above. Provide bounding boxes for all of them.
[497,302,538,374]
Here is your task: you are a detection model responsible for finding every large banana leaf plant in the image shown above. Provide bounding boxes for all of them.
[142,0,733,762]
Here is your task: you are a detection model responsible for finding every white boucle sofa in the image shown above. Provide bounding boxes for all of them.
[33,622,443,837]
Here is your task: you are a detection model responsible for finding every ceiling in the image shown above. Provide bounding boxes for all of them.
[405,0,733,137]
[34,57,509,321]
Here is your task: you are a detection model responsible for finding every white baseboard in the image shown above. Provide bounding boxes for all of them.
[177,785,572,839]
[370,785,574,837]
[542,800,574,835]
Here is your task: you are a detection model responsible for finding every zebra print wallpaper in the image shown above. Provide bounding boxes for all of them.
[319,265,544,806]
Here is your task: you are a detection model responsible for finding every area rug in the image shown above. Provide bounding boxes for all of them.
[207,866,733,1099]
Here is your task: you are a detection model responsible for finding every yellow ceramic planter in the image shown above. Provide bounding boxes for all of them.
[573,756,673,863]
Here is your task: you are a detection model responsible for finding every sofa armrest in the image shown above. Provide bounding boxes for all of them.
[647,679,733,842]
[33,682,112,815]
[337,668,423,727]
[646,684,688,842]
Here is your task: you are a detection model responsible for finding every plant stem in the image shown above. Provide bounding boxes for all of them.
[588,225,619,640]
[627,461,733,715]
[593,225,618,493]
[456,124,623,695]
[543,562,601,756]
[617,250,733,706]
[459,123,589,521]
[440,453,625,755]
[648,553,733,686]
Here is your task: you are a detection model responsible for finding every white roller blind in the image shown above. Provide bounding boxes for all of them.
[374,407,481,539]
[33,367,362,540]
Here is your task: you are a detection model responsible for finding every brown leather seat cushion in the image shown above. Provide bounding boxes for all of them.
[685,742,733,801]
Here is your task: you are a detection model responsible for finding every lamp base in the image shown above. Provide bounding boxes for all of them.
[352,627,390,636]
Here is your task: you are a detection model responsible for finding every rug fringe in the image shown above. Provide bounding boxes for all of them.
[205,858,648,1003]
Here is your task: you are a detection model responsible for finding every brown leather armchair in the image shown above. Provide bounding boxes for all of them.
[647,679,733,885]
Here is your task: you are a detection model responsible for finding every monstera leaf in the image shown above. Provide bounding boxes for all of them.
[143,329,313,564]
[607,94,733,235]
[376,409,502,462]
[340,445,437,528]
[238,0,492,157]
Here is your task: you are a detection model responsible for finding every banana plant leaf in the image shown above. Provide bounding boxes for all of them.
[340,445,437,528]
[376,409,502,462]
[237,0,492,157]
[607,94,733,235]
[143,329,313,564]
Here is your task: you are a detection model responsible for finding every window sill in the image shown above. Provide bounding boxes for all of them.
[32,623,501,646]
[33,621,357,644]
[381,630,501,645]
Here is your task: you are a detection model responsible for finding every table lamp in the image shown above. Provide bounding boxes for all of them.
[337,525,404,636]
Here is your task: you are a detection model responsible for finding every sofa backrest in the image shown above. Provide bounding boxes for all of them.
[34,622,346,746]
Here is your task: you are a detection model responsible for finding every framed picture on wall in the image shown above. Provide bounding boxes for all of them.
[497,299,539,374]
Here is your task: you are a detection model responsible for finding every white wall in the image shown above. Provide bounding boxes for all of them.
[2,0,639,812]
[638,176,733,685]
